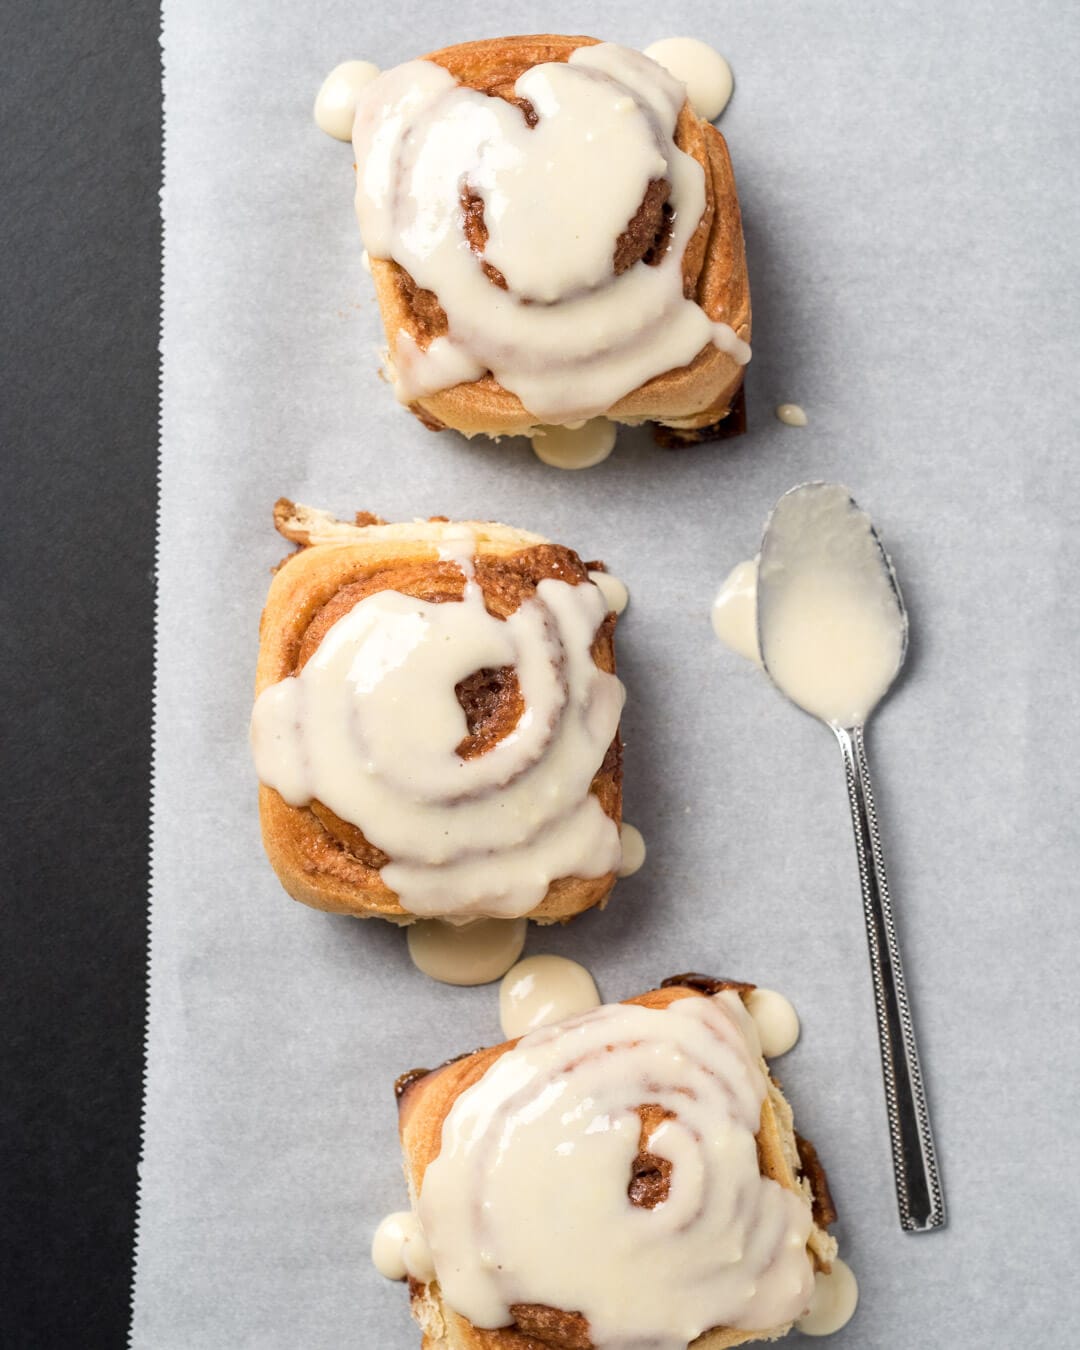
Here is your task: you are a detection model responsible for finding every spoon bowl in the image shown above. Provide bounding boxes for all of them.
[757,482,908,729]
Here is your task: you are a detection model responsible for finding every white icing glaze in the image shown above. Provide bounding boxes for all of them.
[418,995,814,1346]
[407,917,527,986]
[776,402,808,427]
[759,484,906,726]
[796,1258,859,1336]
[745,988,800,1057]
[617,822,646,877]
[390,331,485,404]
[251,535,624,917]
[642,38,734,121]
[531,420,617,470]
[587,570,629,616]
[352,44,750,424]
[371,1210,435,1283]
[499,955,600,1038]
[711,557,761,664]
[314,60,380,141]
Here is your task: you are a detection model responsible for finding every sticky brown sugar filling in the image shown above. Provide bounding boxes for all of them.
[628,1103,676,1208]
[460,187,510,290]
[506,1304,594,1350]
[455,666,524,758]
[461,172,673,298]
[614,178,673,273]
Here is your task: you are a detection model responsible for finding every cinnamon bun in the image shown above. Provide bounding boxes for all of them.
[251,500,624,922]
[386,978,839,1348]
[344,35,750,448]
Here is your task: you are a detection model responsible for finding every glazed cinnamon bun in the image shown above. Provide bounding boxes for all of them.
[385,978,839,1348]
[250,501,624,922]
[343,35,750,450]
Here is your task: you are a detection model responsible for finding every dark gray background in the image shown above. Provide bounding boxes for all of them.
[0,2,158,1345]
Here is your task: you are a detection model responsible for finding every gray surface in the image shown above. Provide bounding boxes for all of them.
[133,1,1080,1345]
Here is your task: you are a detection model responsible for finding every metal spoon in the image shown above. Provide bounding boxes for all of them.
[756,482,945,1233]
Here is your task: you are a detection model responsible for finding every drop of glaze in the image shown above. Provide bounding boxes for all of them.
[745,988,800,1057]
[776,403,808,427]
[711,558,761,665]
[617,823,647,877]
[796,1258,859,1336]
[588,570,629,616]
[531,419,617,470]
[372,1211,435,1283]
[314,60,380,141]
[406,918,527,986]
[643,38,734,120]
[499,955,601,1039]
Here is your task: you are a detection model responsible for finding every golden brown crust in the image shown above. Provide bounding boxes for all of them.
[660,971,757,999]
[652,384,748,449]
[795,1134,838,1230]
[397,983,836,1350]
[362,34,750,439]
[255,503,622,921]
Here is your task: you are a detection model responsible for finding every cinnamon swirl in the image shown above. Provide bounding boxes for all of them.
[250,500,624,922]
[386,980,839,1348]
[341,35,750,448]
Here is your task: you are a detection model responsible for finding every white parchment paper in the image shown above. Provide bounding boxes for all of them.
[133,2,1080,1345]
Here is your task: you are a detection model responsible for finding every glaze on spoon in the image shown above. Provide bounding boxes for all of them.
[756,483,945,1234]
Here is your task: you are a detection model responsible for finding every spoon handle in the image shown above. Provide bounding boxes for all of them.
[834,725,946,1233]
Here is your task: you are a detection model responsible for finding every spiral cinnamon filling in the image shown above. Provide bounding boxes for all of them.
[462,175,674,296]
[401,173,677,349]
[391,268,449,339]
[628,1104,676,1208]
[614,178,673,273]
[796,1134,838,1229]
[507,1304,593,1349]
[454,665,524,757]
[460,187,508,291]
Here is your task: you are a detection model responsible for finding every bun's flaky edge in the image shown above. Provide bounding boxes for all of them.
[362,34,750,441]
[395,982,837,1350]
[255,502,622,922]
